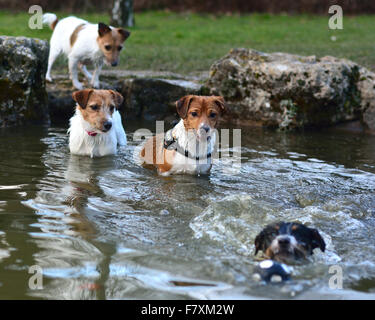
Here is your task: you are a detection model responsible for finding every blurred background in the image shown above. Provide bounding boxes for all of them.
[1,0,375,14]
[0,0,374,74]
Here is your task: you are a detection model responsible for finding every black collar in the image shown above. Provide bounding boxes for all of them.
[163,129,212,161]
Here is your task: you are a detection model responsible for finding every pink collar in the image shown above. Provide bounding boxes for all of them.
[86,131,98,137]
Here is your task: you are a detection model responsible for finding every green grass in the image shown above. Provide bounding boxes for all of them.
[1,10,375,74]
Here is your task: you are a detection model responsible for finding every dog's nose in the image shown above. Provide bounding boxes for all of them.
[103,121,112,131]
[278,237,290,246]
[201,125,210,133]
[111,61,118,67]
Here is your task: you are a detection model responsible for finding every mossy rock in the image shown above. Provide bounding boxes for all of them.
[206,48,374,130]
[0,36,49,127]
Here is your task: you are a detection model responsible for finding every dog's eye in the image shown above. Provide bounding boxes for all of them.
[209,112,217,118]
[118,46,123,51]
[91,105,99,111]
[191,112,198,117]
[105,45,112,51]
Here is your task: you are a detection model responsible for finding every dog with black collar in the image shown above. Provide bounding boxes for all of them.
[140,95,226,176]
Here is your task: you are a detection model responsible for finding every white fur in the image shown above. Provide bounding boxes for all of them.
[68,109,127,157]
[43,14,113,89]
[160,120,216,176]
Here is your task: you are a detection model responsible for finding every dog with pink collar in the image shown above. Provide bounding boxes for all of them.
[68,89,127,157]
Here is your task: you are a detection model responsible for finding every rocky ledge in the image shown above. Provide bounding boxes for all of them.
[2,37,375,133]
[206,48,375,132]
[0,36,49,127]
[46,72,205,125]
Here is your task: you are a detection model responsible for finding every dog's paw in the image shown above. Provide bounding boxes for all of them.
[45,75,53,82]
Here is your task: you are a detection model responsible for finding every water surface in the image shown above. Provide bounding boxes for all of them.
[0,122,375,299]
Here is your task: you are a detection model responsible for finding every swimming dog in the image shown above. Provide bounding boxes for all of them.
[254,222,326,263]
[139,95,226,176]
[43,13,130,89]
[69,89,127,157]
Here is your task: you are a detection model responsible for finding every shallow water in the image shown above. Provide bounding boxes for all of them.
[0,121,375,299]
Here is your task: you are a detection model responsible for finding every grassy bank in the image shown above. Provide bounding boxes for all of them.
[0,10,374,74]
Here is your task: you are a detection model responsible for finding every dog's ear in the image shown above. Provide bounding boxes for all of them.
[117,28,131,41]
[98,22,112,37]
[254,231,267,255]
[310,228,326,252]
[212,96,227,115]
[109,90,124,108]
[176,95,194,119]
[72,89,94,109]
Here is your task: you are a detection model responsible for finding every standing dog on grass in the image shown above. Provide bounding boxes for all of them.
[42,13,130,89]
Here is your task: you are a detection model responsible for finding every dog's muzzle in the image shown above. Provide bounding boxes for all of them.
[102,121,112,132]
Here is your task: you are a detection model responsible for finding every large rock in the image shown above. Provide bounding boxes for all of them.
[206,48,375,130]
[0,36,49,127]
[357,67,375,133]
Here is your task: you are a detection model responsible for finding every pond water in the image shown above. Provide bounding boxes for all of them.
[0,121,375,299]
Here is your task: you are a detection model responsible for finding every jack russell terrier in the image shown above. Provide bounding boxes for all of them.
[254,222,326,264]
[69,89,127,157]
[140,95,226,175]
[42,13,130,90]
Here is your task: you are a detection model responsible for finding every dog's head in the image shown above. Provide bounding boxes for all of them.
[96,22,130,67]
[254,222,326,263]
[72,89,124,133]
[175,95,226,142]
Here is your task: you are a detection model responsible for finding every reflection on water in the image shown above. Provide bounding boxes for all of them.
[0,122,375,299]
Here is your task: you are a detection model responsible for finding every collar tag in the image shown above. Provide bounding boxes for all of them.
[163,129,177,150]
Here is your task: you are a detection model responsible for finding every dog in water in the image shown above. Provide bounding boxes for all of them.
[254,222,326,263]
[139,95,226,176]
[43,13,130,89]
[69,89,127,157]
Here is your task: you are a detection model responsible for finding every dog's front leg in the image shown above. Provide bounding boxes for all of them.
[91,62,103,89]
[79,63,93,82]
[69,57,84,90]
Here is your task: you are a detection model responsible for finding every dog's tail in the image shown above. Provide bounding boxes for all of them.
[42,13,58,30]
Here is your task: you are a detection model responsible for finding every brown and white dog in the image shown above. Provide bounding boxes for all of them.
[140,95,226,176]
[69,89,127,157]
[43,13,130,90]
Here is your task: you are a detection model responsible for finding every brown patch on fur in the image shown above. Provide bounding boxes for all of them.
[96,24,130,66]
[51,19,59,30]
[72,89,123,132]
[108,90,124,108]
[292,224,299,231]
[70,23,86,47]
[265,247,275,259]
[72,89,93,109]
[180,95,226,133]
[140,134,174,173]
[117,28,131,41]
